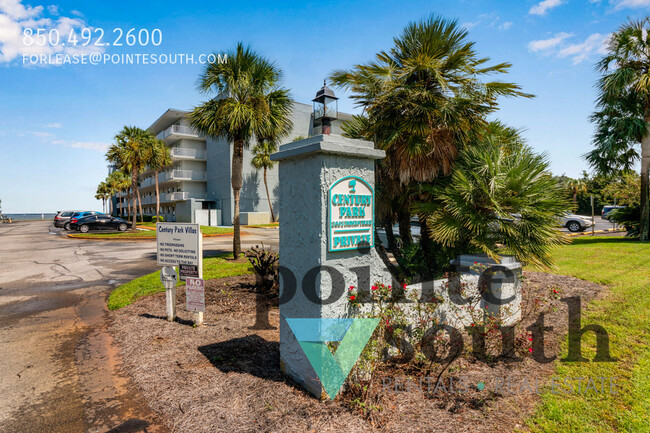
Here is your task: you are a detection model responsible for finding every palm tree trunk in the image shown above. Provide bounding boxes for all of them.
[640,130,650,241]
[397,208,412,245]
[263,166,275,222]
[119,191,123,217]
[127,189,132,220]
[155,170,161,223]
[232,139,244,258]
[418,213,435,278]
[131,171,138,232]
[136,188,143,223]
[573,192,577,209]
[384,222,397,251]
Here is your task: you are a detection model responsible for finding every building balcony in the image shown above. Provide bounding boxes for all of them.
[161,192,207,202]
[159,170,207,182]
[170,147,206,160]
[157,124,204,141]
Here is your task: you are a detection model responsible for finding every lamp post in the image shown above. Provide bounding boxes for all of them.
[312,80,338,135]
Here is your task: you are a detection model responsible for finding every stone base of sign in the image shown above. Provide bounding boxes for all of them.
[272,134,388,398]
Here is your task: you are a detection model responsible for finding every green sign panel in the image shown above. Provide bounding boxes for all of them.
[328,176,374,252]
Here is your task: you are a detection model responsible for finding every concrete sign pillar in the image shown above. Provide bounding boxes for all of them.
[271,134,388,398]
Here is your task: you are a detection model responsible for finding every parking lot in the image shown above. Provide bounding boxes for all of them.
[0,220,278,432]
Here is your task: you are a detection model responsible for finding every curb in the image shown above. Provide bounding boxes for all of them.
[568,228,626,237]
[66,230,238,241]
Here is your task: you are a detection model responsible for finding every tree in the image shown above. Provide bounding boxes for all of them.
[601,172,640,206]
[106,126,151,232]
[107,170,130,217]
[331,15,531,271]
[96,181,110,213]
[413,123,570,269]
[565,178,588,209]
[251,140,278,222]
[586,18,650,241]
[146,136,172,222]
[189,43,292,258]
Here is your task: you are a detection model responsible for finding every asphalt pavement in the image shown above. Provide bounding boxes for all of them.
[0,220,278,433]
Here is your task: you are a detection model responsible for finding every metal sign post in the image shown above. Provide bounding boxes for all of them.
[160,266,178,321]
[591,194,595,236]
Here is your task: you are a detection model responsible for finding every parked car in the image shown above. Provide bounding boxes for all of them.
[53,210,83,228]
[559,213,594,232]
[71,215,132,233]
[65,211,106,230]
[602,205,626,220]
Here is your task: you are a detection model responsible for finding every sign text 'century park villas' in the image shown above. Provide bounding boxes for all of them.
[156,223,200,267]
[328,176,375,252]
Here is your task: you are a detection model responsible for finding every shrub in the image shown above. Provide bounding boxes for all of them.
[245,244,279,292]
[609,205,640,238]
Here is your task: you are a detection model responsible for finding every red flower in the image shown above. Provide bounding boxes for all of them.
[528,337,533,342]
[553,289,558,294]
[474,261,477,264]
[402,283,407,289]
[528,348,533,353]
[471,324,475,327]
[371,285,378,291]
[349,295,356,301]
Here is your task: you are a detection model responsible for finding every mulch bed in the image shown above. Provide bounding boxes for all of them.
[109,271,607,433]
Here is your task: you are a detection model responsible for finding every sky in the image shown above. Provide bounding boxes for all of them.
[1,0,650,212]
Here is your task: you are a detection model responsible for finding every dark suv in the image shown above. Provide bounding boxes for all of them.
[53,210,82,229]
[601,205,626,220]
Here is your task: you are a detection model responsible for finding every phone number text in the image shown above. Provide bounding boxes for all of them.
[23,28,163,47]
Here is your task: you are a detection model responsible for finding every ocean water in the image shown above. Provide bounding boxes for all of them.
[3,213,56,221]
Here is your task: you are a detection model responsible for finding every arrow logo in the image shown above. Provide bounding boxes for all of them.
[286,318,379,399]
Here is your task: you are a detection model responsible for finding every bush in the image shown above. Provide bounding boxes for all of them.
[609,205,640,238]
[245,244,279,292]
[153,215,164,222]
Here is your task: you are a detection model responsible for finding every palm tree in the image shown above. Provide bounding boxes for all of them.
[413,123,570,269]
[96,181,111,213]
[565,178,588,209]
[251,140,278,222]
[331,16,531,270]
[189,43,292,258]
[106,126,151,232]
[586,17,650,241]
[107,170,130,217]
[146,136,172,222]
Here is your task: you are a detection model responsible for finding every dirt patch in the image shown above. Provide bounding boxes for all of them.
[110,272,607,433]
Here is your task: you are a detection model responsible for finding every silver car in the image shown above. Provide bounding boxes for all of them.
[559,214,594,232]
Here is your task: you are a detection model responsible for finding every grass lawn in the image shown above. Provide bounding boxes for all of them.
[526,237,650,432]
[70,225,233,239]
[107,254,252,310]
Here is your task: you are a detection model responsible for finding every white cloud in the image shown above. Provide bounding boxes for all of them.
[31,131,53,138]
[529,0,565,15]
[557,33,611,64]
[613,0,650,9]
[499,21,513,30]
[528,32,573,52]
[0,1,103,65]
[52,139,110,152]
[0,0,42,19]
[47,4,57,15]
[45,122,62,128]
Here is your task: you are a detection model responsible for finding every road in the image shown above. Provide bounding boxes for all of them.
[0,221,278,433]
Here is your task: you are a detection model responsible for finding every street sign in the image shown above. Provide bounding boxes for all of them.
[156,223,200,266]
[185,277,205,313]
[179,264,199,280]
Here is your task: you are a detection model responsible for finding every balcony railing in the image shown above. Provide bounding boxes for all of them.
[157,124,203,140]
[159,170,207,182]
[170,147,206,159]
[140,177,155,188]
[161,192,207,202]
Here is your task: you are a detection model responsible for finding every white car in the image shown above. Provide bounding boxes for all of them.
[559,214,593,232]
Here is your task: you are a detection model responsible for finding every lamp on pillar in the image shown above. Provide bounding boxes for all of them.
[312,80,338,135]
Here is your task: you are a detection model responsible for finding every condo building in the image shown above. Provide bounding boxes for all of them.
[111,84,351,225]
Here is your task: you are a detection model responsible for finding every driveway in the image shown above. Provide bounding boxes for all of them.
[0,221,277,433]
